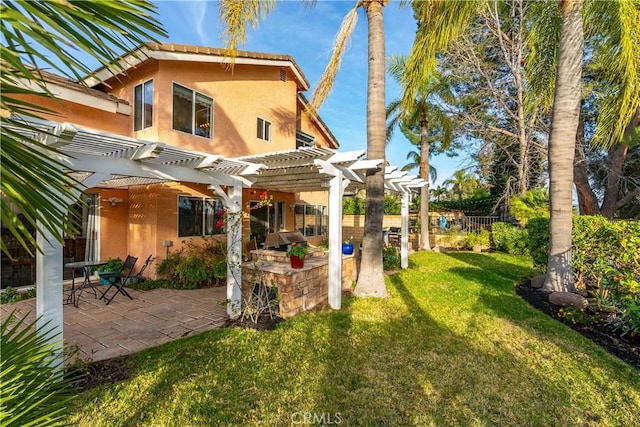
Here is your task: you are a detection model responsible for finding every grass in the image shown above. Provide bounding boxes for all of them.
[69,252,640,426]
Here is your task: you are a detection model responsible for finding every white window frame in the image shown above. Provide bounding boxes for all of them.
[172,82,214,139]
[257,117,272,142]
[133,79,153,131]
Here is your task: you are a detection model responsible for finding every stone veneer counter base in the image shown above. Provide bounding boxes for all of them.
[241,249,355,318]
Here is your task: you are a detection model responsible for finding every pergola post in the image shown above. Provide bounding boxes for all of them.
[35,171,108,369]
[327,171,347,309]
[35,220,64,366]
[211,183,243,318]
[400,190,410,269]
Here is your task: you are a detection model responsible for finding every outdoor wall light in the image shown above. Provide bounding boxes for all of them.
[107,197,123,206]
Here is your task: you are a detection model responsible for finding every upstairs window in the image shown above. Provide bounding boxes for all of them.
[257,117,271,142]
[134,80,153,131]
[172,83,213,138]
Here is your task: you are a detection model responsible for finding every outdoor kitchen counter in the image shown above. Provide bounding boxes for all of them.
[241,250,356,318]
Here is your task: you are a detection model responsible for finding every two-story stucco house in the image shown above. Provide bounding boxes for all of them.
[7,43,342,283]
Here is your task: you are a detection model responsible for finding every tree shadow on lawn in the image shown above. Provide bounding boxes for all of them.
[314,274,579,426]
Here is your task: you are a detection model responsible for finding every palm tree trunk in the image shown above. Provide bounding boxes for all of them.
[355,0,388,297]
[419,107,432,251]
[543,0,583,293]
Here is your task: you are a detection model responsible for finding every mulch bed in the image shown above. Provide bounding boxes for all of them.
[229,315,284,331]
[73,357,133,392]
[516,281,640,370]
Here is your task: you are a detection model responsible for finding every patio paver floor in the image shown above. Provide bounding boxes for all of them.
[1,286,229,362]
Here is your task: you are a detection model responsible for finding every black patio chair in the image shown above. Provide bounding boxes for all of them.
[99,255,138,305]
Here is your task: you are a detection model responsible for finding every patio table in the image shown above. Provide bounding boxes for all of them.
[64,260,107,307]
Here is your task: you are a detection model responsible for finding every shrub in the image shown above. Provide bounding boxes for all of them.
[383,195,401,215]
[525,216,640,336]
[0,287,36,305]
[383,246,401,270]
[572,216,615,289]
[526,217,549,269]
[491,222,529,256]
[463,229,491,250]
[175,256,209,289]
[343,196,365,215]
[1,287,20,305]
[509,188,549,226]
[95,257,123,273]
[437,227,467,249]
[156,238,228,289]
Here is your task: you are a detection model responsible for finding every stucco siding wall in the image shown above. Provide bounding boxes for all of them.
[16,95,130,135]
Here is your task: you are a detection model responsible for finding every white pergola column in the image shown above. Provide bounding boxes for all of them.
[400,190,410,269]
[327,171,348,309]
[35,220,64,365]
[211,183,243,318]
[36,172,108,367]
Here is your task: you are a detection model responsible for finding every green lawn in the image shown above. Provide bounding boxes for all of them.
[69,252,640,426]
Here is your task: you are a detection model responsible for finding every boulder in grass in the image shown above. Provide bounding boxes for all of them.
[549,292,588,308]
[530,275,545,289]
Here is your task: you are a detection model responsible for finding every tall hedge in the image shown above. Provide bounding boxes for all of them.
[525,216,640,291]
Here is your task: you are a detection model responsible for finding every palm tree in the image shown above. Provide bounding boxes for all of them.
[541,0,583,293]
[526,0,639,291]
[443,170,479,201]
[431,186,449,202]
[401,149,437,182]
[386,54,453,251]
[1,1,166,255]
[219,0,391,297]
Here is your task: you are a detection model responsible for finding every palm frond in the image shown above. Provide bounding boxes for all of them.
[218,0,276,66]
[310,3,359,111]
[524,0,561,117]
[586,0,640,148]
[1,1,166,256]
[1,311,81,427]
[402,0,483,111]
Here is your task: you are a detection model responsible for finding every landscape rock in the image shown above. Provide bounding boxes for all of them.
[530,275,545,289]
[549,292,588,308]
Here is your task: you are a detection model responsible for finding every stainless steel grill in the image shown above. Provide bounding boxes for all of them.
[264,231,307,251]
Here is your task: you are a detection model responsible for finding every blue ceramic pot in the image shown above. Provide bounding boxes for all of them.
[342,242,354,255]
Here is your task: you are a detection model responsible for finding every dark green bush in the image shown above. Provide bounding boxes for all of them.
[491,222,529,256]
[526,217,550,269]
[1,287,20,304]
[94,257,123,273]
[526,216,640,336]
[175,256,208,289]
[383,246,401,270]
[1,287,37,305]
[156,238,228,289]
[572,216,615,289]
